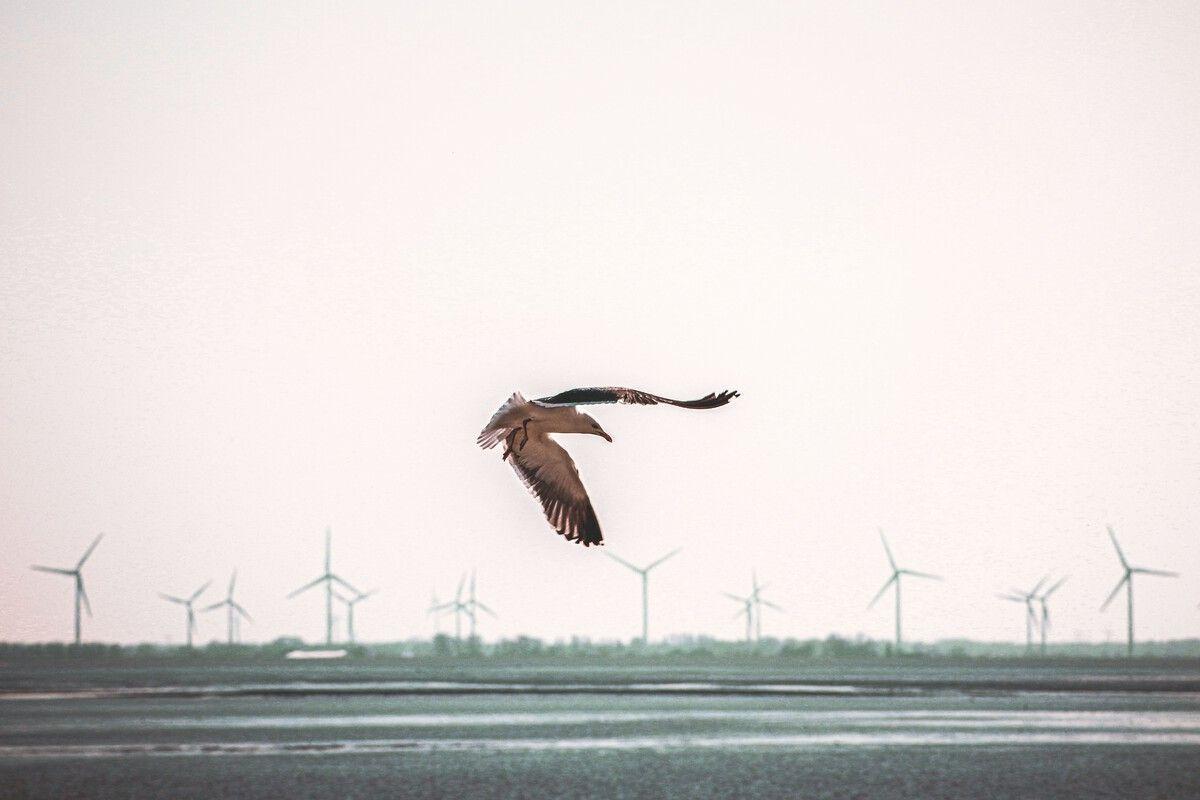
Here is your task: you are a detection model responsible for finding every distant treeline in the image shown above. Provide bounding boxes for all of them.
[2,634,1199,662]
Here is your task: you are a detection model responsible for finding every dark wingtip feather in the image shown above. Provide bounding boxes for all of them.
[677,389,739,409]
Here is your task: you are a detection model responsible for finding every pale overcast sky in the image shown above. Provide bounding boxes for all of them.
[2,2,1198,647]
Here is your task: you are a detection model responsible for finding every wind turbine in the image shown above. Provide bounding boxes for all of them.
[1101,526,1178,657]
[868,529,940,650]
[997,577,1046,654]
[1035,577,1067,655]
[605,548,681,643]
[333,588,375,644]
[203,570,252,644]
[749,571,783,641]
[287,527,360,645]
[31,534,103,646]
[463,571,496,641]
[159,580,211,648]
[427,590,445,636]
[431,575,470,641]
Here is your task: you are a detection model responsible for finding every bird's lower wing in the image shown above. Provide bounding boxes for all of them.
[508,437,602,546]
[534,387,738,409]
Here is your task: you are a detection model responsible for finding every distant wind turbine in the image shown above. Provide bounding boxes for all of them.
[427,590,445,636]
[749,571,783,641]
[606,548,681,643]
[159,580,211,648]
[1101,526,1178,657]
[287,527,360,645]
[332,588,375,644]
[997,577,1046,654]
[431,575,470,641]
[203,570,252,644]
[463,571,496,640]
[31,534,104,646]
[868,529,940,650]
[1034,577,1067,655]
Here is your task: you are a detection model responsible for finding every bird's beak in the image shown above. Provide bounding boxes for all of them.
[597,430,613,442]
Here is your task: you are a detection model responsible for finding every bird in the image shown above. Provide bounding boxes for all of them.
[478,387,739,547]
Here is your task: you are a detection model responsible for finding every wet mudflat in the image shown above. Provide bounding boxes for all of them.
[1,663,1198,799]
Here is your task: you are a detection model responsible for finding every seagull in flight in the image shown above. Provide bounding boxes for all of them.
[478,387,739,547]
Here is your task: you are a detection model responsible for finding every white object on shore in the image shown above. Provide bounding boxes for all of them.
[284,649,347,660]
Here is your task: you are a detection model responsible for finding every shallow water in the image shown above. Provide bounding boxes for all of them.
[2,663,1198,798]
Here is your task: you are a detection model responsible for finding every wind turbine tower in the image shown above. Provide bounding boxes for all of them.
[868,530,940,650]
[606,548,681,643]
[287,527,360,645]
[749,571,783,641]
[159,580,211,648]
[333,589,375,644]
[431,575,470,641]
[204,570,252,644]
[1101,526,1178,657]
[1034,577,1067,655]
[997,577,1046,654]
[31,534,104,646]
[464,571,496,640]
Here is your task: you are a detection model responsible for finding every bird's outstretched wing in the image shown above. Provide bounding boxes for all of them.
[508,437,602,546]
[534,387,739,409]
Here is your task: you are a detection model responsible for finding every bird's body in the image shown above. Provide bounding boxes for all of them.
[478,387,738,547]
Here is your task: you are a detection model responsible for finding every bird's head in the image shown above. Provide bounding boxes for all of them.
[579,413,613,442]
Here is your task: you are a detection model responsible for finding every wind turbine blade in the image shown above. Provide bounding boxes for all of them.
[604,551,641,573]
[331,574,361,595]
[202,601,227,612]
[1132,568,1179,578]
[878,529,897,571]
[646,548,682,571]
[722,592,747,603]
[159,593,187,604]
[332,590,350,604]
[760,600,784,612]
[997,594,1025,602]
[325,527,332,572]
[228,570,237,597]
[287,575,325,599]
[189,580,212,602]
[868,575,897,609]
[232,602,252,622]
[31,565,74,575]
[1028,576,1048,596]
[1041,576,1068,598]
[1100,575,1128,611]
[76,534,104,569]
[1106,526,1129,569]
[731,608,748,621]
[475,601,498,617]
[455,573,466,602]
[78,580,92,617]
[903,570,941,580]
[357,590,378,601]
